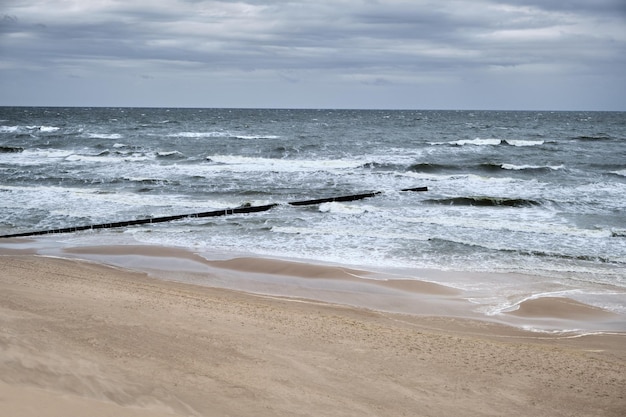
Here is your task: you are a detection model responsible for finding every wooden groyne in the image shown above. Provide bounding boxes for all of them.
[0,187,427,238]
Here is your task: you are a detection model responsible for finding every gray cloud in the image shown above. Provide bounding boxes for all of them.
[0,0,624,109]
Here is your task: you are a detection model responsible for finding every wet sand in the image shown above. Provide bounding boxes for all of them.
[1,252,625,416]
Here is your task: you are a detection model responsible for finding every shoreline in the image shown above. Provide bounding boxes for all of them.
[2,238,624,335]
[1,252,625,416]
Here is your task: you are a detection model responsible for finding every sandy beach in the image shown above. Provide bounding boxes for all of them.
[1,252,625,416]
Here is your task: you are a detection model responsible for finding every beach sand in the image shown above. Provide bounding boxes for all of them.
[1,252,625,416]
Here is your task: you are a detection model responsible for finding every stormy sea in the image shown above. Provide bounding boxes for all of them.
[1,107,625,331]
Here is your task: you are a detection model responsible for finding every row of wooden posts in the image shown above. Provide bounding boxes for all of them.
[0,187,427,239]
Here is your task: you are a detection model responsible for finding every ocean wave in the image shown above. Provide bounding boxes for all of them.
[427,237,620,264]
[363,161,406,171]
[24,125,60,132]
[0,146,24,153]
[0,125,20,133]
[424,196,541,208]
[86,133,123,140]
[0,183,227,213]
[64,154,105,163]
[20,148,152,165]
[513,249,618,264]
[64,152,151,163]
[609,169,626,178]
[233,135,280,140]
[451,138,501,146]
[270,225,423,241]
[573,134,615,142]
[269,144,322,158]
[431,138,545,147]
[37,126,60,133]
[168,131,279,140]
[168,131,231,138]
[401,213,614,239]
[407,162,562,174]
[407,162,502,174]
[118,177,180,186]
[500,163,564,171]
[1,125,60,133]
[206,155,364,172]
[318,201,369,215]
[408,163,453,173]
[271,144,320,153]
[156,150,186,159]
[4,148,74,164]
[503,139,545,147]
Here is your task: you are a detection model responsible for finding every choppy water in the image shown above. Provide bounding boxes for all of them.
[1,107,625,327]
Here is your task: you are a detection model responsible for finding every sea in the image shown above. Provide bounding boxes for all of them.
[1,107,625,331]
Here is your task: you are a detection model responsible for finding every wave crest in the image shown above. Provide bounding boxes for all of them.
[432,138,545,147]
[500,164,564,171]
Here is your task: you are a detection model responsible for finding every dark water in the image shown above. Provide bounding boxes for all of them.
[1,107,625,324]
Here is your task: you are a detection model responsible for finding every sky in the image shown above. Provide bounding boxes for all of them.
[1,0,625,110]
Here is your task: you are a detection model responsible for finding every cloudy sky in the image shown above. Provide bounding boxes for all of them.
[1,0,625,110]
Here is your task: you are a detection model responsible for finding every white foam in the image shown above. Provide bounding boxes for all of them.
[206,155,364,172]
[451,138,501,146]
[403,171,529,190]
[0,148,74,165]
[233,135,280,140]
[39,126,60,132]
[64,153,151,163]
[169,131,231,138]
[270,225,429,241]
[483,290,586,316]
[0,184,235,216]
[86,133,123,140]
[73,191,201,210]
[318,202,367,215]
[504,139,545,147]
[0,125,19,133]
[501,164,564,170]
[439,138,544,147]
[156,150,185,157]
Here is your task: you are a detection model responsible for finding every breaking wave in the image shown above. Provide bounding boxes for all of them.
[86,133,123,140]
[431,138,545,147]
[408,162,563,174]
[424,196,542,208]
[499,163,564,172]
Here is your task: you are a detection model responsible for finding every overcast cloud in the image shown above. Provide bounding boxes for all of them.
[1,0,625,110]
